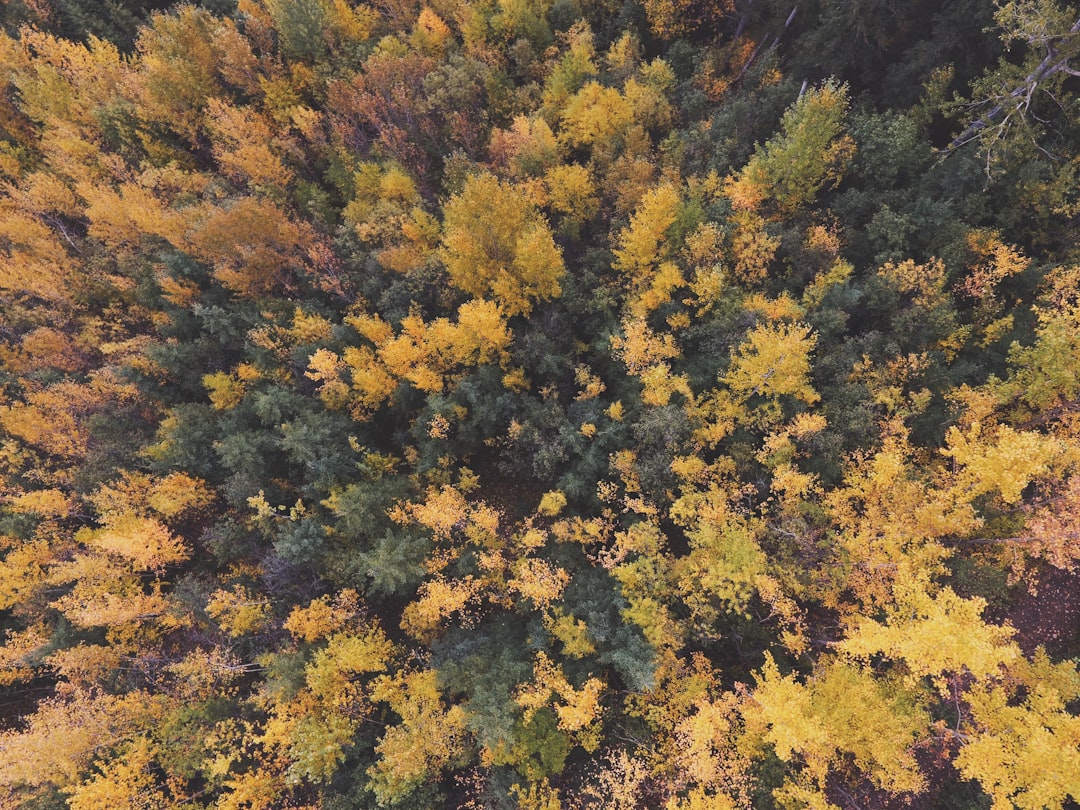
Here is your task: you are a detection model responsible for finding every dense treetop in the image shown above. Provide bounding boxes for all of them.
[1,0,1080,807]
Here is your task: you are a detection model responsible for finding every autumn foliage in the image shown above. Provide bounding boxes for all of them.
[1,0,1080,808]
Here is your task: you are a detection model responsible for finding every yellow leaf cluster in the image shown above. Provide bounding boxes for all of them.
[203,370,246,410]
[753,655,927,793]
[838,577,1020,683]
[960,228,1030,300]
[544,163,598,224]
[7,487,72,518]
[726,83,853,216]
[400,575,482,641]
[943,421,1059,504]
[206,584,270,637]
[368,670,470,804]
[206,98,292,191]
[613,183,681,276]
[310,301,512,417]
[84,514,189,572]
[516,651,604,734]
[0,625,49,686]
[284,590,360,643]
[611,316,681,374]
[544,610,596,658]
[305,627,395,700]
[441,173,564,316]
[956,673,1080,810]
[668,695,751,805]
[724,321,819,405]
[559,82,635,148]
[49,557,176,637]
[825,434,976,608]
[0,690,157,789]
[66,737,166,810]
[508,558,570,607]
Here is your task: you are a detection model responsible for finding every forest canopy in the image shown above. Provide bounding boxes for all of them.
[1,0,1080,808]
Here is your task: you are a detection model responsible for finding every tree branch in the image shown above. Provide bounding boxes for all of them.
[943,16,1080,154]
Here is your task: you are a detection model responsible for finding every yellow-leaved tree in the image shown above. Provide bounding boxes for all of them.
[751,654,929,798]
[440,173,564,316]
[954,652,1080,810]
[837,573,1021,686]
[723,320,819,426]
[368,669,471,805]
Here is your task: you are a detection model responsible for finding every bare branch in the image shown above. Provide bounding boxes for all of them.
[943,16,1080,155]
